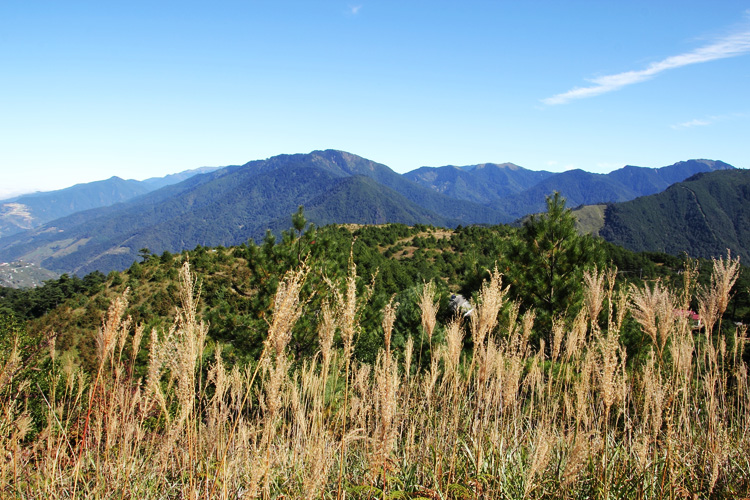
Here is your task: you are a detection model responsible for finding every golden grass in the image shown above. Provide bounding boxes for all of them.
[1,254,749,499]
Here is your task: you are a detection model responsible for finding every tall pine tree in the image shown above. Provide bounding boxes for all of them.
[505,192,603,340]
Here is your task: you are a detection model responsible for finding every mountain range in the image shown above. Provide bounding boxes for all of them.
[0,150,742,276]
[403,162,554,205]
[0,151,503,274]
[406,159,734,218]
[0,167,219,239]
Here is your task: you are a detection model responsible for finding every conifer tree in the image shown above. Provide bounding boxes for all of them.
[505,192,602,340]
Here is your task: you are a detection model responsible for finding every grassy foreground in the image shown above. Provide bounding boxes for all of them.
[1,255,749,499]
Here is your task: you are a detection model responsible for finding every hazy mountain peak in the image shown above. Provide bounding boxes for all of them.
[678,159,734,169]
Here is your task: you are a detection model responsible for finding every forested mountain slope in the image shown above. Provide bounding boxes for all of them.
[599,169,750,261]
[496,159,735,217]
[404,162,554,204]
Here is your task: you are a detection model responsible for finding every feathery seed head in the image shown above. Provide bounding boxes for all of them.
[318,299,336,367]
[267,264,309,359]
[712,250,740,315]
[419,280,439,344]
[629,280,674,358]
[583,265,606,329]
[96,289,130,367]
[444,318,464,375]
[470,266,508,349]
[382,295,399,356]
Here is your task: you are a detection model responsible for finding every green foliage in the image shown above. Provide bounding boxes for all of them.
[138,247,154,262]
[0,311,53,436]
[0,312,24,361]
[0,271,105,320]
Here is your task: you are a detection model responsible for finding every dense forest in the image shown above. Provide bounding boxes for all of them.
[1,197,749,498]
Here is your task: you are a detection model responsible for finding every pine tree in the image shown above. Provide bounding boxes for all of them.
[505,192,602,340]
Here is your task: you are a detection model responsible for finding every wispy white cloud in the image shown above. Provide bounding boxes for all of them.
[349,4,362,15]
[672,118,713,129]
[670,112,746,129]
[543,28,750,105]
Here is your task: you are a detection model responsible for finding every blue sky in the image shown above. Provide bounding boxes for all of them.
[1,1,749,198]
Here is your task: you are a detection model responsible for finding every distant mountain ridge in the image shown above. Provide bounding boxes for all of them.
[0,166,221,239]
[0,177,150,238]
[140,166,221,190]
[403,163,554,205]
[407,159,734,218]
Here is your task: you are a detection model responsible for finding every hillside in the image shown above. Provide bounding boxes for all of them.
[572,204,607,235]
[7,218,735,365]
[0,167,221,239]
[498,169,635,217]
[0,151,507,275]
[606,160,732,195]
[599,169,750,261]
[301,176,460,227]
[0,177,149,239]
[0,261,58,288]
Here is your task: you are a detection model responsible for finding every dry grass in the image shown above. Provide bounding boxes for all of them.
[2,254,749,499]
